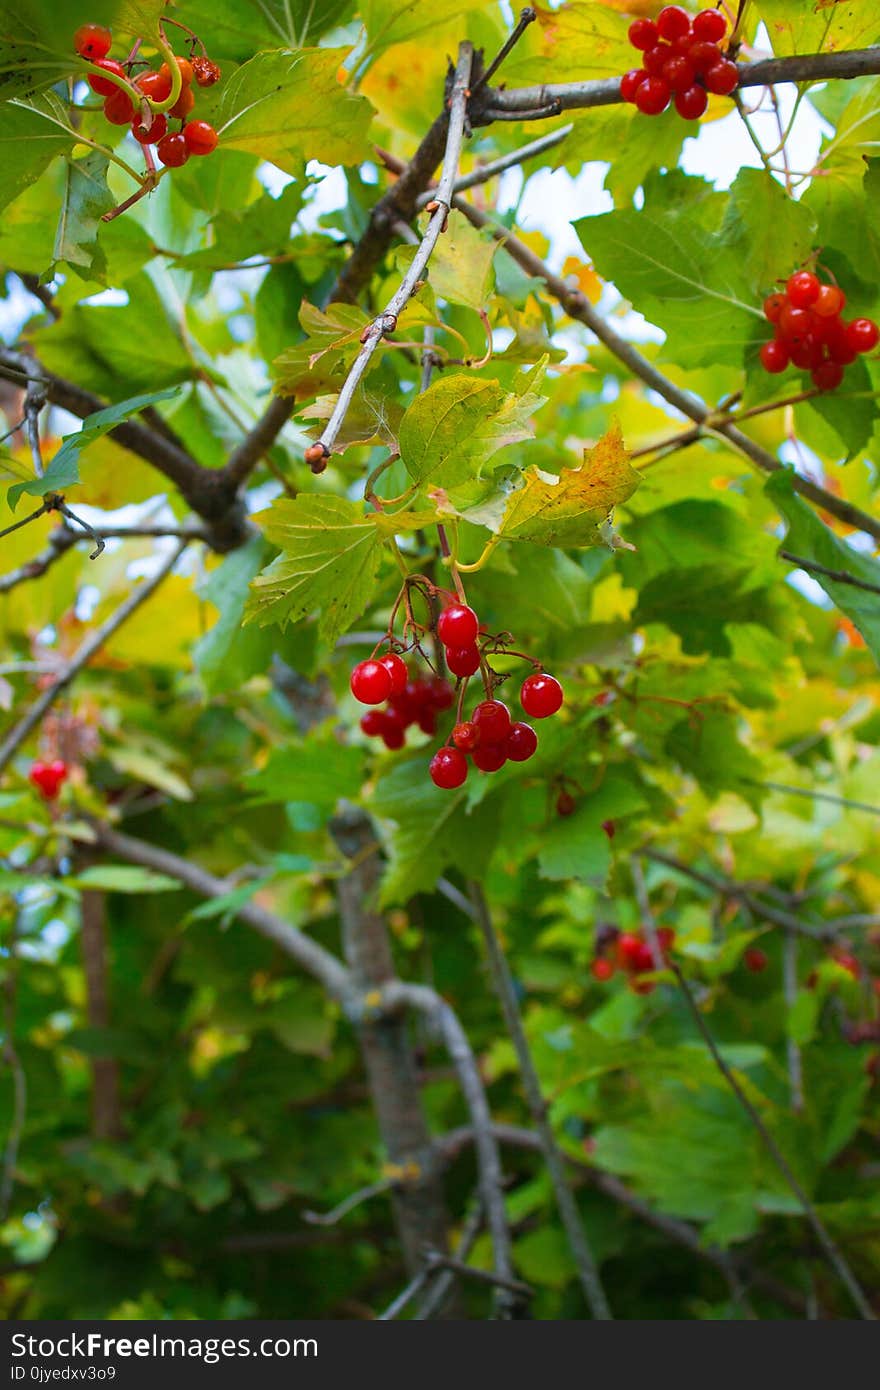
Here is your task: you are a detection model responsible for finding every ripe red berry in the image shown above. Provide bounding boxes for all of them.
[743,946,768,973]
[360,709,386,737]
[813,284,846,318]
[74,23,112,59]
[778,303,811,341]
[452,721,481,752]
[688,39,721,73]
[437,603,479,648]
[675,84,708,119]
[824,319,858,365]
[663,55,695,92]
[811,361,844,392]
[786,270,821,308]
[763,292,786,323]
[634,75,671,115]
[601,818,616,839]
[617,933,644,968]
[169,85,195,119]
[521,673,563,719]
[658,5,691,39]
[430,747,468,789]
[427,676,455,710]
[29,759,68,800]
[156,131,190,168]
[759,339,789,373]
[591,957,615,982]
[703,59,739,95]
[136,70,173,102]
[160,56,194,87]
[445,645,481,679]
[87,58,126,97]
[620,68,648,103]
[183,119,218,156]
[555,790,576,817]
[693,8,727,42]
[103,87,135,124]
[506,722,538,762]
[382,723,406,750]
[192,56,222,88]
[642,45,671,77]
[846,317,879,354]
[350,659,393,705]
[472,699,512,745]
[379,652,408,697]
[131,111,167,144]
[472,744,507,773]
[417,709,437,735]
[789,335,822,370]
[628,18,659,50]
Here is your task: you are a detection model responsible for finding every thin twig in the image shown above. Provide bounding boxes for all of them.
[471,6,537,94]
[303,1178,392,1227]
[414,125,572,207]
[377,1266,433,1320]
[23,366,47,480]
[779,550,880,597]
[423,1250,532,1300]
[416,1195,484,1319]
[782,928,804,1114]
[0,500,53,541]
[748,780,880,820]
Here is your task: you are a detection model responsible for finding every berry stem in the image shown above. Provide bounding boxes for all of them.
[436,523,468,603]
[147,30,184,114]
[452,533,501,573]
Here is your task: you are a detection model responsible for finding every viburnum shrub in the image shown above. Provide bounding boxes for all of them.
[760,271,879,390]
[622,6,738,119]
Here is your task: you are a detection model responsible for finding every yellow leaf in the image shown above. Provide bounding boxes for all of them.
[561,256,602,305]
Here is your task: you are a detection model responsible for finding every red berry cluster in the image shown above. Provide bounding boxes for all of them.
[591,927,675,994]
[622,6,737,119]
[759,271,879,391]
[29,760,68,801]
[73,24,220,170]
[354,654,455,749]
[743,946,768,973]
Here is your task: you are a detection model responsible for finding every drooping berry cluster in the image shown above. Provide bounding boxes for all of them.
[355,655,455,749]
[759,271,879,391]
[29,760,69,801]
[73,23,220,170]
[591,927,675,994]
[622,6,737,119]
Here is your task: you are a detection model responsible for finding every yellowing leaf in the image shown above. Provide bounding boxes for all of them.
[428,210,497,312]
[273,300,370,399]
[561,256,602,305]
[498,423,641,547]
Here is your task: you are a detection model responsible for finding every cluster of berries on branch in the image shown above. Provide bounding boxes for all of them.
[759,270,879,391]
[28,760,69,801]
[591,926,675,994]
[74,23,221,170]
[349,590,565,790]
[622,7,738,120]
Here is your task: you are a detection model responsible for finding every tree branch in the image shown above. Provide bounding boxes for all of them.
[79,890,123,1141]
[779,550,880,596]
[412,124,573,208]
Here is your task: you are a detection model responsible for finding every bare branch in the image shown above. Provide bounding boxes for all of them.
[782,928,805,1114]
[414,125,573,208]
[472,6,537,94]
[779,550,880,596]
[303,1177,392,1227]
[378,1266,433,1320]
[423,1250,532,1301]
[416,1194,484,1319]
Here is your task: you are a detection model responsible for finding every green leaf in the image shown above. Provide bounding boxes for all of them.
[754,0,880,55]
[245,496,384,641]
[721,168,817,294]
[106,748,193,802]
[246,736,364,810]
[193,537,276,696]
[67,866,181,894]
[53,150,114,281]
[426,210,497,312]
[0,94,76,214]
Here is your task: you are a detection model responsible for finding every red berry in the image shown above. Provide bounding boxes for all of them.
[846,317,879,353]
[674,84,708,119]
[825,319,858,365]
[183,119,218,156]
[29,760,68,800]
[382,724,406,751]
[693,8,727,42]
[506,722,538,762]
[620,68,648,103]
[380,652,408,697]
[778,304,811,342]
[633,941,656,973]
[430,747,468,790]
[192,56,222,88]
[759,339,789,373]
[360,710,386,737]
[169,85,195,119]
[472,744,507,773]
[634,75,671,115]
[87,58,126,97]
[555,790,576,817]
[789,335,822,370]
[704,59,739,95]
[136,70,173,101]
[628,18,659,50]
[437,603,479,648]
[663,55,695,91]
[417,709,438,736]
[642,45,671,76]
[763,292,786,323]
[131,111,167,144]
[452,721,481,752]
[446,645,481,679]
[350,659,393,705]
[74,23,112,60]
[160,56,194,88]
[103,87,135,124]
[521,673,563,719]
[617,933,644,968]
[591,958,615,982]
[472,699,512,745]
[743,946,768,974]
[601,818,616,839]
[811,361,844,392]
[156,132,190,168]
[657,5,691,40]
[688,39,721,73]
[427,676,454,710]
[832,950,861,980]
[814,284,846,317]
[786,270,820,308]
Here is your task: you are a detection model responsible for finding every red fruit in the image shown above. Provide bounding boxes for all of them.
[688,39,721,73]
[620,68,648,103]
[350,659,393,705]
[506,722,538,762]
[29,760,68,801]
[192,56,222,88]
[617,933,643,968]
[789,335,822,370]
[472,744,507,773]
[814,284,846,318]
[437,602,479,648]
[657,927,676,954]
[472,699,512,745]
[591,957,615,982]
[692,8,727,42]
[760,339,789,373]
[88,58,126,97]
[74,23,112,60]
[778,304,811,342]
[521,673,563,719]
[446,645,481,679]
[631,941,655,973]
[160,56,194,88]
[103,87,135,124]
[429,747,468,789]
[663,55,695,91]
[360,709,386,737]
[555,790,576,817]
[592,690,614,707]
[183,119,218,156]
[674,84,708,119]
[628,18,659,50]
[156,132,189,168]
[825,319,858,365]
[601,818,616,839]
[811,361,844,392]
[744,947,768,973]
[427,676,455,710]
[452,721,481,752]
[136,70,173,102]
[704,59,739,95]
[380,652,408,697]
[634,75,671,115]
[846,317,879,354]
[833,951,861,980]
[409,678,434,707]
[656,5,691,40]
[786,270,821,308]
[382,724,406,751]
[131,111,167,144]
[763,292,786,323]
[417,709,437,736]
[169,85,195,119]
[642,46,670,77]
